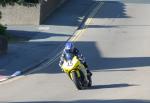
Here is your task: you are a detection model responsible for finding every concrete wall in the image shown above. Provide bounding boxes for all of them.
[0,0,67,25]
[0,4,40,25]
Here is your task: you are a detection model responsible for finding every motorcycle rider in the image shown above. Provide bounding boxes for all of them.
[59,42,92,78]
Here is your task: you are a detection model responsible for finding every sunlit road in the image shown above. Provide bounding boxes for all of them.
[1,1,150,103]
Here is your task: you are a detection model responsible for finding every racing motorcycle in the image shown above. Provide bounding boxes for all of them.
[61,53,92,90]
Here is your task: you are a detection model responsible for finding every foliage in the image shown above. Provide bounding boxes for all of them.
[0,0,39,6]
[0,11,7,38]
[0,24,7,37]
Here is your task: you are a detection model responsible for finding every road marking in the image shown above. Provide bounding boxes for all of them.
[38,26,50,31]
[71,2,104,42]
[0,76,8,82]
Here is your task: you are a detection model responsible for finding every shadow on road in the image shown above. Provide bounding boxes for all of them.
[94,1,129,18]
[1,1,150,81]
[2,0,150,77]
[87,1,130,29]
[4,99,150,103]
[89,83,137,90]
[7,30,71,41]
[1,1,150,102]
[28,41,150,75]
[42,0,97,26]
[88,57,150,71]
[41,1,144,74]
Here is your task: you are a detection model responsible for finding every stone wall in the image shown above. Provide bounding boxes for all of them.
[0,4,40,25]
[0,0,67,25]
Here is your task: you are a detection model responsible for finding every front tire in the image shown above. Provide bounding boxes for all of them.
[72,71,82,90]
[87,75,92,87]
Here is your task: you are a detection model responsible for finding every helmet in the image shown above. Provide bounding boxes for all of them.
[64,42,74,53]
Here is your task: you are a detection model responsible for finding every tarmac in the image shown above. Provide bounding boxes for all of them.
[0,0,97,82]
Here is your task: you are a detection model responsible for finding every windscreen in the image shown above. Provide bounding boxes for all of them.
[65,53,74,61]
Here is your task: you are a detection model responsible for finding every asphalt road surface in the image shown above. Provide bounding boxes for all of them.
[0,1,150,103]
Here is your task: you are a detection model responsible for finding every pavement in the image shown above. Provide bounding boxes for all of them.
[0,0,97,82]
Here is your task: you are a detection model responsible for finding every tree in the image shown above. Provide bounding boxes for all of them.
[0,11,6,36]
[0,12,7,55]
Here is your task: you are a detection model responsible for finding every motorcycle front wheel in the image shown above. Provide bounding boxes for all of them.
[87,75,92,87]
[71,71,82,90]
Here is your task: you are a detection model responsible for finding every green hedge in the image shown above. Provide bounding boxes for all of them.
[0,0,39,6]
[0,11,7,38]
[0,24,7,37]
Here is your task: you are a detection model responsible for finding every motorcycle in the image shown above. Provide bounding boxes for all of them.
[61,53,92,90]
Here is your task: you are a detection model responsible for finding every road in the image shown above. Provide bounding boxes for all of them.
[0,0,150,103]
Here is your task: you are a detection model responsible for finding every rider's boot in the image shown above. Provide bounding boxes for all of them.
[87,69,92,76]
[82,62,92,76]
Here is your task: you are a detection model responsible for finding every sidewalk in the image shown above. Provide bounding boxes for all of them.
[0,0,98,82]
